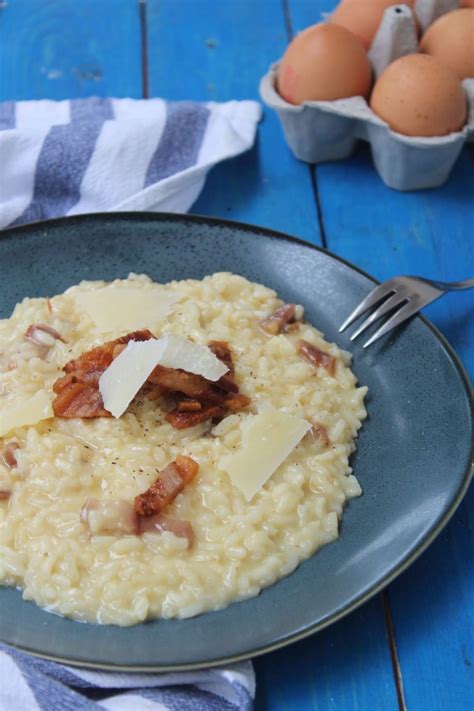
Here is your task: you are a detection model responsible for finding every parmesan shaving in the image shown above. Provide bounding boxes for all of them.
[0,391,53,437]
[74,287,181,334]
[99,335,229,419]
[220,408,311,502]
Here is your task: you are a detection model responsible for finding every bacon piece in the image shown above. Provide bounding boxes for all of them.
[148,365,225,404]
[25,324,66,347]
[53,330,154,418]
[139,514,193,546]
[0,489,12,500]
[81,498,139,535]
[53,332,250,426]
[63,329,153,376]
[259,304,304,336]
[209,340,239,393]
[224,393,251,411]
[81,498,193,546]
[176,399,202,412]
[166,404,227,429]
[167,393,250,429]
[134,455,199,517]
[1,442,20,468]
[54,382,111,418]
[297,339,337,376]
[310,423,330,448]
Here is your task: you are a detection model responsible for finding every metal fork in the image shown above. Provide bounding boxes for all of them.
[339,276,474,348]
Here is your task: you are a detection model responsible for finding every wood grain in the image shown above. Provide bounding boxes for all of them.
[146,0,321,244]
[0,0,142,101]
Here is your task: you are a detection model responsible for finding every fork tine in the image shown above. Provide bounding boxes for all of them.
[363,299,422,348]
[349,293,402,341]
[339,282,397,333]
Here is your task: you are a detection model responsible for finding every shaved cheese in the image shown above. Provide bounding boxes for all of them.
[157,334,228,381]
[99,335,229,418]
[0,391,53,437]
[99,339,167,418]
[74,287,180,334]
[220,408,311,502]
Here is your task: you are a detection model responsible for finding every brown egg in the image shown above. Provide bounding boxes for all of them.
[277,23,372,104]
[330,0,416,49]
[420,9,474,79]
[370,54,467,136]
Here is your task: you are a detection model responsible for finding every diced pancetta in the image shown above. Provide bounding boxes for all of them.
[139,514,193,546]
[24,324,66,347]
[1,442,19,468]
[259,304,304,336]
[310,423,330,447]
[134,455,199,516]
[297,339,336,376]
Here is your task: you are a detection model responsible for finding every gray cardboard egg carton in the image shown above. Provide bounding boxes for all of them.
[259,0,474,191]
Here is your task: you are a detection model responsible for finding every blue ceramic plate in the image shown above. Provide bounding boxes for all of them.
[0,213,472,671]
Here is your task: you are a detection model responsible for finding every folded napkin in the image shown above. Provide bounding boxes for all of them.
[0,97,261,229]
[0,643,255,711]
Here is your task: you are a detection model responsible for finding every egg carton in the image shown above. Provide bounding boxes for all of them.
[259,0,474,191]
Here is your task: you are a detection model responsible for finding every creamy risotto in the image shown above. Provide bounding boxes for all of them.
[0,273,367,625]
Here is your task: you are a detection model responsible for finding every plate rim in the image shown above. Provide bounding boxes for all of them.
[1,211,472,672]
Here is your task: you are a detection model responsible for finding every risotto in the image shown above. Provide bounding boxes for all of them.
[0,273,367,625]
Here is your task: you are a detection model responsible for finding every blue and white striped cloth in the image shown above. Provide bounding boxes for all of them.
[0,643,255,710]
[0,97,261,229]
[0,95,260,708]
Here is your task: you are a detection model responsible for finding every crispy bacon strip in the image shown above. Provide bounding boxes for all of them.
[53,330,154,418]
[259,304,304,336]
[134,455,199,517]
[25,323,66,347]
[53,332,250,427]
[148,365,224,403]
[297,339,337,376]
[176,399,202,412]
[310,423,330,448]
[224,393,251,411]
[166,404,227,429]
[53,382,111,418]
[208,341,239,393]
[1,442,19,468]
[64,330,153,376]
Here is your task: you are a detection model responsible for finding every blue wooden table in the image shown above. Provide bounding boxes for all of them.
[1,1,472,708]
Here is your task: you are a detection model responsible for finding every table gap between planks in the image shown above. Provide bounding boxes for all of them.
[0,1,472,710]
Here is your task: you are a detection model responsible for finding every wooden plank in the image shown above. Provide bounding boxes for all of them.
[285,2,474,709]
[146,0,320,244]
[0,0,142,101]
[254,597,399,711]
[388,486,474,711]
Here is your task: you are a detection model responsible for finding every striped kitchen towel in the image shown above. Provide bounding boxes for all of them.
[0,97,261,229]
[0,642,255,711]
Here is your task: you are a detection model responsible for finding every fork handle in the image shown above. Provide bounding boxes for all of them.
[422,277,474,292]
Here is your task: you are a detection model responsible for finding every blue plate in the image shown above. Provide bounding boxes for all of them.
[0,213,472,670]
